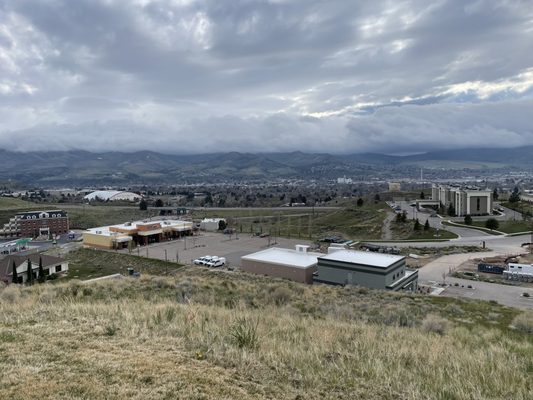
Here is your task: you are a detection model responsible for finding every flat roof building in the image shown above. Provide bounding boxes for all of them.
[314,249,418,291]
[83,219,193,250]
[241,245,322,284]
[199,218,226,231]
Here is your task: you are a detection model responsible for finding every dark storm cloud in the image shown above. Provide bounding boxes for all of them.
[0,0,532,153]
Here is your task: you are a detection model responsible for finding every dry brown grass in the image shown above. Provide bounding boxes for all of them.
[1,276,532,400]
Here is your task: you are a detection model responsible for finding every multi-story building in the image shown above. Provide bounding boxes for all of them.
[0,210,69,238]
[431,185,493,217]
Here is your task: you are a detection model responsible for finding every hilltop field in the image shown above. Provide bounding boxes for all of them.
[1,251,532,400]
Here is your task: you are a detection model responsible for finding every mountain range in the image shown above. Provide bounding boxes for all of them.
[0,146,531,185]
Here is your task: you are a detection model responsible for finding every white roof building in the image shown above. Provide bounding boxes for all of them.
[84,190,142,202]
[241,245,322,283]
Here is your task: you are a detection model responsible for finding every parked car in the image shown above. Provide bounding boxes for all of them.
[206,257,226,268]
[194,256,212,265]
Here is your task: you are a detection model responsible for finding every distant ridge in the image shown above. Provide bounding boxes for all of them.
[0,146,531,185]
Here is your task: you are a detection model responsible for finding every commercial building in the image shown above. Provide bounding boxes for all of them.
[388,182,401,192]
[241,245,322,284]
[199,218,226,231]
[83,190,142,202]
[431,185,493,216]
[0,254,68,284]
[83,219,193,249]
[314,248,418,291]
[0,210,69,238]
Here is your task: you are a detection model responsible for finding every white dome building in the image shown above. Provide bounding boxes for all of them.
[83,190,142,202]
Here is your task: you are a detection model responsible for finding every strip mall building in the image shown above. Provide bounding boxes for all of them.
[83,219,193,250]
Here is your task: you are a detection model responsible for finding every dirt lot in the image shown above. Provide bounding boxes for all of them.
[116,232,313,268]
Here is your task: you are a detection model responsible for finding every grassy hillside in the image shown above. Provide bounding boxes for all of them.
[1,252,532,399]
[0,197,33,209]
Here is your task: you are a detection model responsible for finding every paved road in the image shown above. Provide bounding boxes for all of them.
[394,201,492,238]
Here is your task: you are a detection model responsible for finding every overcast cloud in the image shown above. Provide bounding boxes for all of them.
[0,0,532,154]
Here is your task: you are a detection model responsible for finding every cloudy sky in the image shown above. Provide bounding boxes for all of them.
[1,0,532,154]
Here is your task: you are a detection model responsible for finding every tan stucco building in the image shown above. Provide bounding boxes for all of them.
[83,219,193,250]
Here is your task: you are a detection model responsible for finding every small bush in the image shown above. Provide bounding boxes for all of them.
[229,316,259,350]
[421,314,450,336]
[0,285,21,304]
[523,292,530,298]
[512,312,533,334]
[105,324,118,337]
[271,286,292,306]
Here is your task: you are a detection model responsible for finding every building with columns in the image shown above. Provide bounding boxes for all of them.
[431,185,493,217]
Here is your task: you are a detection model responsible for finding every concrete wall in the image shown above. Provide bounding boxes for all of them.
[241,259,315,284]
[316,259,407,289]
[83,232,114,249]
[316,265,386,288]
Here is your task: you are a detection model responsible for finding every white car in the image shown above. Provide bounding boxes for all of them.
[205,257,226,268]
[193,256,212,265]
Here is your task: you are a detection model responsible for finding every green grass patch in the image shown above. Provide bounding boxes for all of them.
[60,248,183,281]
[0,197,33,209]
[471,220,532,234]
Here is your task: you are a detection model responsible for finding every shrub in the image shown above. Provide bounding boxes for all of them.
[229,316,259,350]
[512,312,533,334]
[421,314,450,336]
[105,324,118,337]
[271,286,292,306]
[523,292,530,298]
[0,285,21,304]
[485,218,499,230]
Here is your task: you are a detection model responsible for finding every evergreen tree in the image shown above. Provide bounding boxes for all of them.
[155,198,164,207]
[26,259,33,285]
[374,194,380,202]
[11,260,19,284]
[447,203,456,217]
[424,220,430,231]
[509,187,520,203]
[356,198,364,207]
[139,199,148,210]
[485,218,499,230]
[395,212,403,223]
[218,220,227,231]
[420,191,425,199]
[464,214,473,225]
[38,257,45,283]
[492,188,499,201]
[400,211,407,223]
[414,219,421,231]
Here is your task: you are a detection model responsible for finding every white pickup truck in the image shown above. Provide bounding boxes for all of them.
[205,257,226,268]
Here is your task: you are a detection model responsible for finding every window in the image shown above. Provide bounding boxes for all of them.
[56,265,62,273]
[476,198,480,211]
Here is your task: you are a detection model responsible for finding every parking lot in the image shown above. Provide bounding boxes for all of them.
[117,232,313,268]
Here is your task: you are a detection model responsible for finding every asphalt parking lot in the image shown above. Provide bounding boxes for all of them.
[118,232,313,268]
